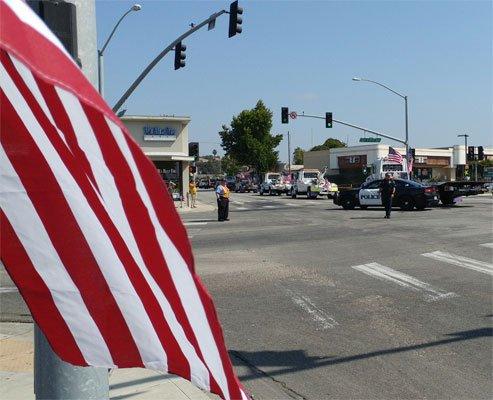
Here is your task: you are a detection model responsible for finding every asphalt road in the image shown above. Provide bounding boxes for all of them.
[183,190,493,400]
[2,190,492,399]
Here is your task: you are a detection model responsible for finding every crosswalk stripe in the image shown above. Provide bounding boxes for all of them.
[422,251,493,276]
[262,205,276,209]
[235,207,248,211]
[352,262,457,301]
[183,222,208,226]
[285,289,339,330]
[480,243,493,249]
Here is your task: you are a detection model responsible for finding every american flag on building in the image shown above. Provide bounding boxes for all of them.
[0,0,247,398]
[386,146,403,163]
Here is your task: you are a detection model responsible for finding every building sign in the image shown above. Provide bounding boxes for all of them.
[143,125,177,141]
[338,155,367,169]
[359,137,381,143]
[414,156,450,166]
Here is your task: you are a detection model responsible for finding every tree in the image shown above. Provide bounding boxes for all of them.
[310,138,346,151]
[221,155,241,176]
[293,147,304,165]
[196,156,221,175]
[219,100,283,173]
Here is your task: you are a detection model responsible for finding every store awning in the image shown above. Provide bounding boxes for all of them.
[171,156,195,161]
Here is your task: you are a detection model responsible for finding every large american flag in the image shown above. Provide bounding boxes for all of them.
[386,146,403,163]
[0,1,246,399]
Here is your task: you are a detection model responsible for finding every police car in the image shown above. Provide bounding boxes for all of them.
[333,179,440,211]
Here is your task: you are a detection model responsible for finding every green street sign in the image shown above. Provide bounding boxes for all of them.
[359,137,381,143]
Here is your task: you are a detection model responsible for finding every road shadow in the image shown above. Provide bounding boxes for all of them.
[231,327,492,382]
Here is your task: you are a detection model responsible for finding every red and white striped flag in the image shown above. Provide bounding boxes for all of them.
[0,1,246,399]
[386,146,403,163]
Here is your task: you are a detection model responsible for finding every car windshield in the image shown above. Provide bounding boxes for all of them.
[304,173,318,179]
[267,174,280,180]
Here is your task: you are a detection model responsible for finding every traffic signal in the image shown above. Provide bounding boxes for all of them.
[467,146,475,161]
[188,142,199,159]
[281,107,289,124]
[174,41,186,70]
[325,112,333,128]
[478,146,484,160]
[410,148,416,159]
[228,1,243,38]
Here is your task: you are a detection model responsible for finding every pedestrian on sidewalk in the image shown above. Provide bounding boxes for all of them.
[189,179,198,208]
[379,173,396,219]
[215,179,230,221]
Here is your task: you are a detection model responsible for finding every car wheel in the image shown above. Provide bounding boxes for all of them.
[259,189,264,196]
[307,188,312,199]
[291,188,297,199]
[400,196,415,211]
[268,188,272,196]
[360,205,368,210]
[342,199,355,210]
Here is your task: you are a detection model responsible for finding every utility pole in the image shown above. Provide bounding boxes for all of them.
[287,131,291,173]
[27,1,109,399]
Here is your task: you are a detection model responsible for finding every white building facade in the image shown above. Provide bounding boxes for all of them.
[121,115,194,198]
[303,144,492,183]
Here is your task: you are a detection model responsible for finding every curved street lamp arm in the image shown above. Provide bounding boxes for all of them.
[360,78,406,99]
[100,8,134,55]
[112,10,227,112]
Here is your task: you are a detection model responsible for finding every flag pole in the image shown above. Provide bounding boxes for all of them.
[29,1,109,398]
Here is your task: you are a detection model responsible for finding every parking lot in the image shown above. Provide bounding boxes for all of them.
[182,191,493,399]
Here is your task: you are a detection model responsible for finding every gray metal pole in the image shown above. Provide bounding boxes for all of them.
[112,10,227,112]
[297,113,407,145]
[33,1,109,398]
[404,95,409,160]
[97,50,104,96]
[287,131,291,173]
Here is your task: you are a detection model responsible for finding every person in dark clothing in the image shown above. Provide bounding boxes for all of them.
[215,179,230,221]
[379,173,396,219]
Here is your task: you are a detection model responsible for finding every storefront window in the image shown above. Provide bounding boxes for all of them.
[153,160,183,199]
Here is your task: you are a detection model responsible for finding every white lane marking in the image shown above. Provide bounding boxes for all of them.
[422,251,493,276]
[480,243,493,249]
[183,222,208,226]
[235,207,248,211]
[0,287,18,293]
[286,203,298,207]
[262,205,276,209]
[352,263,457,302]
[285,289,338,330]
[232,201,244,205]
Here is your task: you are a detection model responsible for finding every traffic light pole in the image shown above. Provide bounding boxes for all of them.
[113,9,228,112]
[296,113,407,147]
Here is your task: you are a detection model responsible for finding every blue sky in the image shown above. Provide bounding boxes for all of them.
[96,0,492,160]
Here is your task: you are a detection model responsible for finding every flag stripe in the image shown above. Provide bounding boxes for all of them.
[0,211,87,366]
[0,144,113,366]
[80,107,215,389]
[0,88,145,366]
[123,132,235,399]
[1,1,247,397]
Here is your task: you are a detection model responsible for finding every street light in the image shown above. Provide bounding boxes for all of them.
[353,77,409,159]
[97,4,142,96]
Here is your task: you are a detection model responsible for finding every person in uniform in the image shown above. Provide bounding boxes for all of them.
[379,173,396,219]
[215,179,230,221]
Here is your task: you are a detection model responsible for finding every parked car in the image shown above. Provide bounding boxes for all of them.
[225,176,236,190]
[333,179,439,210]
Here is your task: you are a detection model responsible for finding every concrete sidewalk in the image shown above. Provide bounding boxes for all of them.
[0,322,217,400]
[175,199,216,214]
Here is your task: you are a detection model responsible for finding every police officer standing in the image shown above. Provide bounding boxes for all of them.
[379,173,396,219]
[215,179,230,221]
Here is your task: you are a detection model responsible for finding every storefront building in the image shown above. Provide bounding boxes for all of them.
[121,115,194,198]
[303,144,492,183]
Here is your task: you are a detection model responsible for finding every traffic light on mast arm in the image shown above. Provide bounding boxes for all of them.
[467,146,475,161]
[281,107,289,124]
[228,1,243,38]
[325,112,333,128]
[174,41,186,70]
[478,146,484,160]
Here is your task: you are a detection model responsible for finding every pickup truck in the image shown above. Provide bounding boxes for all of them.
[290,169,328,199]
[259,172,285,196]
